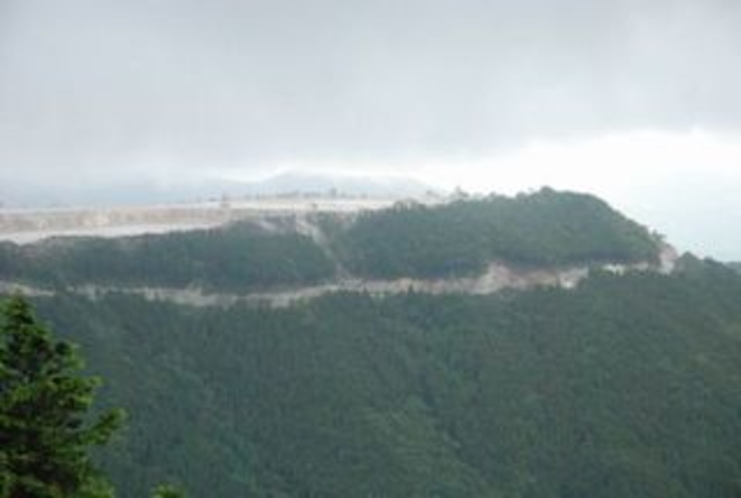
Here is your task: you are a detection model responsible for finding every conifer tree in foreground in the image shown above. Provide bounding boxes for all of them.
[0,296,124,497]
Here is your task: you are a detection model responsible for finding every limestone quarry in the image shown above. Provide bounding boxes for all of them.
[0,197,678,307]
[0,197,399,244]
[0,195,679,308]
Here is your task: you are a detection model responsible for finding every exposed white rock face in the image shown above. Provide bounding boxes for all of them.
[0,197,674,308]
[659,244,679,274]
[0,281,54,297]
[0,198,398,244]
[0,255,672,309]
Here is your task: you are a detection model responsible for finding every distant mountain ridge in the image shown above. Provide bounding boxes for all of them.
[240,170,439,198]
[0,171,439,208]
[0,189,663,295]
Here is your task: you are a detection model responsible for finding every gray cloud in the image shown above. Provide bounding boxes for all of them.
[1,0,740,184]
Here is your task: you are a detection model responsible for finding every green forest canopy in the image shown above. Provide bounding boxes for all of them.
[333,188,659,278]
[2,191,737,497]
[14,257,741,497]
[0,189,660,290]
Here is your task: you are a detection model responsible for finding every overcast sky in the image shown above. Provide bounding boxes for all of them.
[1,0,740,258]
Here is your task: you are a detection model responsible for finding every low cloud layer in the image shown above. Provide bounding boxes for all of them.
[1,0,741,257]
[2,0,740,182]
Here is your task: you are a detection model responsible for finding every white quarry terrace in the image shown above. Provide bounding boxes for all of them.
[0,197,402,244]
[0,191,679,307]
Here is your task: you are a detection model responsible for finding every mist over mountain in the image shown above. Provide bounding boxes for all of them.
[0,171,438,209]
[239,170,438,198]
[0,177,246,209]
[3,2,740,493]
[3,0,741,267]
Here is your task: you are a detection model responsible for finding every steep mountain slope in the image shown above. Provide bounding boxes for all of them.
[331,188,659,278]
[0,222,336,292]
[2,189,739,497]
[0,188,660,294]
[26,261,741,497]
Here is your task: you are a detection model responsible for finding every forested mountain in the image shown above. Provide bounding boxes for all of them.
[24,261,741,497]
[0,188,659,291]
[0,222,335,292]
[2,190,740,497]
[332,188,659,278]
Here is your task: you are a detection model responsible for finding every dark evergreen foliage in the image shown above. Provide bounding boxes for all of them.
[22,261,741,497]
[151,483,186,498]
[0,191,734,497]
[334,188,659,278]
[0,190,659,290]
[0,296,124,497]
[0,222,335,292]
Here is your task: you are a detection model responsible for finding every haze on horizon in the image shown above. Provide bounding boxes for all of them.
[1,0,740,260]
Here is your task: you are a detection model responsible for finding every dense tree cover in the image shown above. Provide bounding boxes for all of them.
[0,296,124,497]
[150,484,185,498]
[0,221,336,292]
[0,190,660,291]
[333,188,659,278]
[0,297,188,497]
[16,260,741,497]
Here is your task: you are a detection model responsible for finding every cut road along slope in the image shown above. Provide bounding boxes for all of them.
[0,247,678,308]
